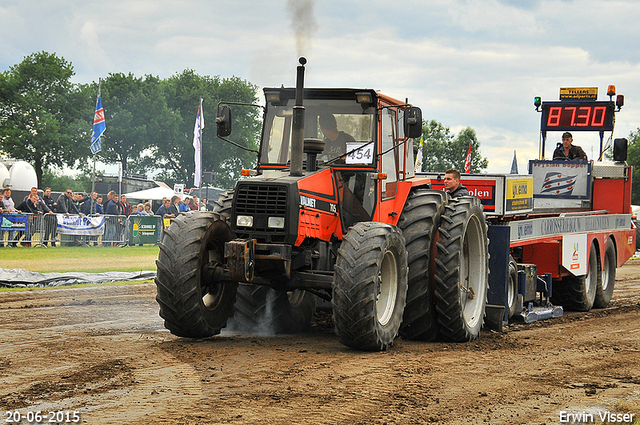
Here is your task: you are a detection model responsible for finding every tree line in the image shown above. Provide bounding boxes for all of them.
[0,51,259,190]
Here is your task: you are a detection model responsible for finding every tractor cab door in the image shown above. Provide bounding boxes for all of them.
[380,106,403,200]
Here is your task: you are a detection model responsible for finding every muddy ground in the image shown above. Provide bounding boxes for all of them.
[1,261,640,425]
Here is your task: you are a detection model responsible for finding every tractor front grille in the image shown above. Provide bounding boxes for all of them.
[235,184,288,215]
[234,184,288,242]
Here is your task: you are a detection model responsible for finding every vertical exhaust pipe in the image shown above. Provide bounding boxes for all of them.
[290,57,306,177]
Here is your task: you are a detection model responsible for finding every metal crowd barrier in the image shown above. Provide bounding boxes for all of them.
[0,213,166,247]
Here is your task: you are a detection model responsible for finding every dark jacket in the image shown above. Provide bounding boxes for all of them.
[42,195,56,211]
[449,184,470,198]
[106,200,122,215]
[120,201,131,216]
[168,204,180,217]
[55,193,80,214]
[16,199,37,214]
[82,198,103,215]
[553,143,588,161]
[16,198,52,214]
[155,204,170,216]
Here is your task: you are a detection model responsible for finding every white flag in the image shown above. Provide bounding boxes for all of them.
[193,99,204,187]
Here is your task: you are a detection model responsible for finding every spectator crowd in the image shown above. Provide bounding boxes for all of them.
[1,186,214,247]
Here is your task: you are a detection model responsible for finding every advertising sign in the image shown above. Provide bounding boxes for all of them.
[562,234,588,276]
[427,177,499,213]
[129,216,159,245]
[0,214,28,231]
[530,160,591,199]
[417,173,533,216]
[56,215,105,236]
[505,176,533,212]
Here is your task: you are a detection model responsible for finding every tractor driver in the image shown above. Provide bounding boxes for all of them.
[553,132,588,161]
[319,113,355,162]
[443,168,470,198]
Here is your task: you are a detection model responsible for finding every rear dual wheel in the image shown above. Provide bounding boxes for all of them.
[507,256,519,318]
[594,238,616,308]
[552,242,599,311]
[397,189,446,341]
[434,197,489,342]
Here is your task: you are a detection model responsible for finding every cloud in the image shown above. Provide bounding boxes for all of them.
[1,0,640,173]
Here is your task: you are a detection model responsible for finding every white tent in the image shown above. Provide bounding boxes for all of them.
[122,186,176,201]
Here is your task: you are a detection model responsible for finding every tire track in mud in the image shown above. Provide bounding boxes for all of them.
[0,284,204,423]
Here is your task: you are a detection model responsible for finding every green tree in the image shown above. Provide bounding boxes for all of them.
[156,70,260,189]
[417,119,488,173]
[0,51,92,187]
[626,128,640,204]
[96,73,180,176]
[41,168,92,193]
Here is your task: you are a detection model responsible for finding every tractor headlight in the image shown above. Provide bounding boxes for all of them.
[236,215,254,227]
[268,217,285,229]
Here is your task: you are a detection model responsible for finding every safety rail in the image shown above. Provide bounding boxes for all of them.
[0,213,166,247]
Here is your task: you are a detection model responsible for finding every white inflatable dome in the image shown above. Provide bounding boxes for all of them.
[0,163,9,188]
[8,161,38,191]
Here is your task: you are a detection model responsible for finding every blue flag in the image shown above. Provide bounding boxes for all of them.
[91,92,106,154]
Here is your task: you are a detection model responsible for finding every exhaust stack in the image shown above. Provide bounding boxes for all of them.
[290,57,306,177]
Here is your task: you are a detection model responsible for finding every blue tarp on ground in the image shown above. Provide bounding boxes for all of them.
[0,268,156,287]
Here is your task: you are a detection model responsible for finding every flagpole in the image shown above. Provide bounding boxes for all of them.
[199,98,203,202]
[90,78,102,215]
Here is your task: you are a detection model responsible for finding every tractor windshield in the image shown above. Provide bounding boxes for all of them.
[261,97,376,166]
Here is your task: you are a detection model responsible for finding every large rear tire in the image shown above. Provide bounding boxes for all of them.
[155,211,238,337]
[397,188,446,341]
[594,238,616,308]
[213,190,234,221]
[434,197,489,342]
[553,242,598,311]
[332,222,408,351]
[227,285,316,334]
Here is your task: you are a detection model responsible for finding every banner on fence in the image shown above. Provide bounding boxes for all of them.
[0,214,28,231]
[129,216,159,245]
[56,215,105,236]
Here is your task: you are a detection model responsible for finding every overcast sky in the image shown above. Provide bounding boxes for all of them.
[2,0,640,173]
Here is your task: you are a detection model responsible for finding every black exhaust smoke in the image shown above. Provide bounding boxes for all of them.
[290,57,306,177]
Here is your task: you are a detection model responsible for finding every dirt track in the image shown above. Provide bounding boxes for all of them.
[1,260,640,425]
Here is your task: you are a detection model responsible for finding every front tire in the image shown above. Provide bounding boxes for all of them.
[434,197,489,342]
[155,211,238,337]
[332,222,408,351]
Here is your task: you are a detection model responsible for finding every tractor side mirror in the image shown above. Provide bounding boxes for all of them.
[216,105,232,138]
[404,107,423,139]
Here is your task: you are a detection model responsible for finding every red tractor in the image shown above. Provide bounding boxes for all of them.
[155,58,489,351]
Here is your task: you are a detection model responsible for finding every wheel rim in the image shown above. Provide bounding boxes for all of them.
[202,286,224,308]
[460,214,486,329]
[602,248,612,292]
[587,246,598,296]
[377,250,399,326]
[508,263,517,315]
[201,221,232,311]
